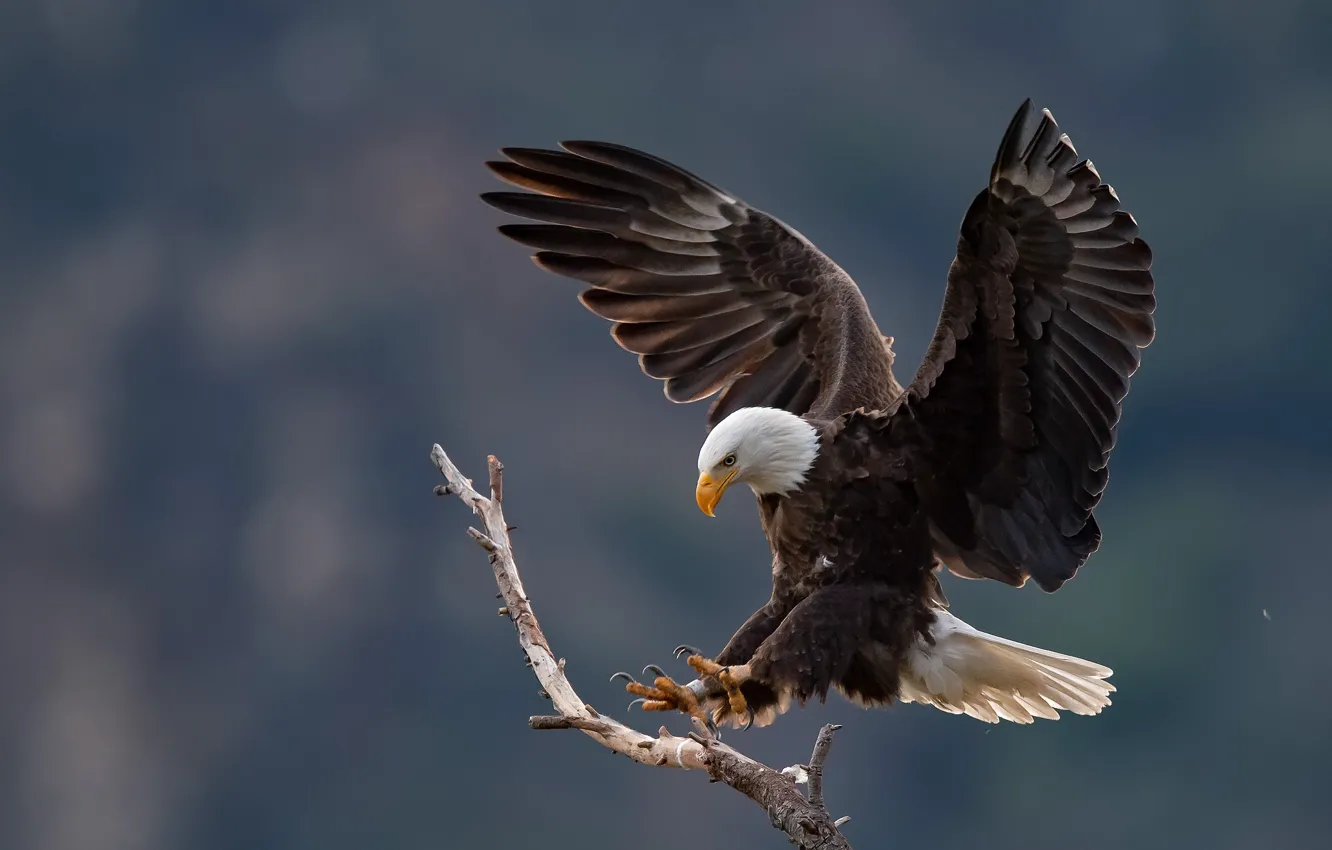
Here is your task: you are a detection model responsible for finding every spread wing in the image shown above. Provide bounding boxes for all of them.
[899,100,1156,592]
[482,142,901,427]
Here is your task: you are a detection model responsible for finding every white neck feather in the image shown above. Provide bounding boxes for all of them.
[698,407,820,497]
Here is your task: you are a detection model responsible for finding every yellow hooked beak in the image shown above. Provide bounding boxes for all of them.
[696,468,738,517]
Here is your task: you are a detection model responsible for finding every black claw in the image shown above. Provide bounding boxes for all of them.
[674,644,702,659]
[707,717,721,739]
[642,664,667,679]
[627,697,648,712]
[739,706,756,731]
[609,671,638,685]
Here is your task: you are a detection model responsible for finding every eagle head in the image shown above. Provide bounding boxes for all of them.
[694,407,820,516]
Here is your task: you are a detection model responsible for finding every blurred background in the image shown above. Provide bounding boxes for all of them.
[3,1,1330,848]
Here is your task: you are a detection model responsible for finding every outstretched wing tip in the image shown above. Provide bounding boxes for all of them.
[557,140,597,158]
[992,99,1038,181]
[559,139,611,153]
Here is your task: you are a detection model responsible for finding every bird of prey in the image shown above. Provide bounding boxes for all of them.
[481,100,1154,729]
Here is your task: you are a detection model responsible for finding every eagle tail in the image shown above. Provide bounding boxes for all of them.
[898,609,1114,723]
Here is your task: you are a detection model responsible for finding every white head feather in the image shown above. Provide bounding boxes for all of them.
[697,407,820,497]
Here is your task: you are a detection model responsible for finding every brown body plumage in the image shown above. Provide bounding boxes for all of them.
[483,101,1155,728]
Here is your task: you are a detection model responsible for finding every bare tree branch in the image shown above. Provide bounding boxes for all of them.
[807,723,841,812]
[431,444,853,849]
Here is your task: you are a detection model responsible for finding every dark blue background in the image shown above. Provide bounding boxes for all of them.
[2,1,1328,848]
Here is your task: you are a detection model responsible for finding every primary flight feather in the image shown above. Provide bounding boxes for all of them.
[482,100,1154,729]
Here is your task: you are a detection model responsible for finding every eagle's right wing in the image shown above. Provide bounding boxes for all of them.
[482,142,902,428]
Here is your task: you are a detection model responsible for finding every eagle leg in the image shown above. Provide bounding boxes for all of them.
[622,672,715,732]
[686,656,755,728]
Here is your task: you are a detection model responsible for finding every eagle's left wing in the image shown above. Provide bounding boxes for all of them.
[896,100,1155,592]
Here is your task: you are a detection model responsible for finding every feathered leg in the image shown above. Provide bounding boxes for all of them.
[742,585,889,713]
[679,586,897,730]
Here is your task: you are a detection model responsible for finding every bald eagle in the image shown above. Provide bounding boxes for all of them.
[482,100,1154,729]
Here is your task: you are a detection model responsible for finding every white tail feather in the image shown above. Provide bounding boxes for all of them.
[899,609,1115,724]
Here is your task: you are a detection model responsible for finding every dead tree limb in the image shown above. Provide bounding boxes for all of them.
[431,444,853,850]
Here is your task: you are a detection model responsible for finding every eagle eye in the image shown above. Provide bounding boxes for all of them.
[723,454,737,467]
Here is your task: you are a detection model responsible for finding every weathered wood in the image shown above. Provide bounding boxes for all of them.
[431,445,853,849]
[807,723,842,813]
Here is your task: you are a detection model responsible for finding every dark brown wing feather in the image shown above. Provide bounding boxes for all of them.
[897,100,1155,592]
[482,143,901,426]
